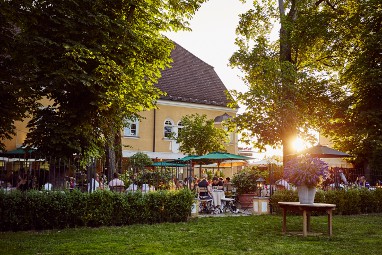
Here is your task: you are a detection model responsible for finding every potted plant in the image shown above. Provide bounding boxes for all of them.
[232,167,265,208]
[284,155,329,204]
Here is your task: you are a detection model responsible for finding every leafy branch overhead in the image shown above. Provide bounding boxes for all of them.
[0,0,207,158]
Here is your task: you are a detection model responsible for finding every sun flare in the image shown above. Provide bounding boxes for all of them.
[292,137,307,152]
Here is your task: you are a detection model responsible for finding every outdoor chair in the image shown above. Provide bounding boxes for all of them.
[221,197,238,213]
[110,185,125,193]
[197,186,213,214]
[223,184,235,197]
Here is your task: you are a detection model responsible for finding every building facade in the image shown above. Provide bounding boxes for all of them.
[122,42,238,160]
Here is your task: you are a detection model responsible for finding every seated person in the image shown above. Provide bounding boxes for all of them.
[108,172,125,189]
[141,183,156,193]
[44,182,53,191]
[16,172,28,191]
[211,176,224,190]
[126,181,138,192]
[197,174,212,198]
[88,174,100,193]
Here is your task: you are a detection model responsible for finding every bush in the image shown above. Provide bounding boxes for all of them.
[232,167,265,194]
[0,189,194,232]
[269,188,382,215]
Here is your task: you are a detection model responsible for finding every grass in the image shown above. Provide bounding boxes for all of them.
[0,214,381,255]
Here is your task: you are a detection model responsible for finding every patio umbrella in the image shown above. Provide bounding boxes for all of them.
[152,162,186,167]
[295,144,352,158]
[0,148,36,158]
[173,155,200,162]
[193,151,253,174]
[252,158,282,166]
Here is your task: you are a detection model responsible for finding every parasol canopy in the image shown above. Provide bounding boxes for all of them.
[193,151,253,172]
[152,162,186,167]
[294,144,352,158]
[252,158,282,166]
[193,151,253,161]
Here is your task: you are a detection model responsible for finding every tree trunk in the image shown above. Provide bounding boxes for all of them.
[279,0,298,166]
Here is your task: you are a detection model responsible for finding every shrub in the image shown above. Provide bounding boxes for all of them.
[269,188,381,215]
[0,189,193,232]
[232,167,264,194]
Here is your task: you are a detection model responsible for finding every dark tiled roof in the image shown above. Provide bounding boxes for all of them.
[155,42,233,107]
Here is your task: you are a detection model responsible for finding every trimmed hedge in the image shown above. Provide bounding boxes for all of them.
[0,189,194,232]
[270,188,382,215]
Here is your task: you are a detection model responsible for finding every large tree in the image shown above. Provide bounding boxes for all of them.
[229,0,345,165]
[0,2,38,151]
[319,0,382,176]
[0,0,207,165]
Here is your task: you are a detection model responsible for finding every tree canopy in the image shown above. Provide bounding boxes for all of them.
[318,0,382,172]
[230,0,345,165]
[0,0,207,159]
[175,114,228,156]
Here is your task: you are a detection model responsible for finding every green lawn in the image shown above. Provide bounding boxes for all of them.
[0,214,381,255]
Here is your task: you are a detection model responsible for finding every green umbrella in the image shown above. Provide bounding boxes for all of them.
[193,151,253,161]
[0,148,36,158]
[193,151,253,174]
[174,155,200,162]
[152,162,186,167]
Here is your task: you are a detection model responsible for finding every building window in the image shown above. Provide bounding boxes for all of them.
[124,120,139,137]
[164,119,174,139]
[177,121,183,136]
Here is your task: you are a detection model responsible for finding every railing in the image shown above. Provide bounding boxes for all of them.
[0,156,196,192]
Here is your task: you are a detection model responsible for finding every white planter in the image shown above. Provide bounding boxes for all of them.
[297,185,316,204]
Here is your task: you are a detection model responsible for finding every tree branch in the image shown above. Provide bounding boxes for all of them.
[126,5,136,23]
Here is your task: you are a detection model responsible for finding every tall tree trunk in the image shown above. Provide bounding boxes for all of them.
[279,0,298,166]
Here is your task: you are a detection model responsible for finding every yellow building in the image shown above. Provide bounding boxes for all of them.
[122,43,238,160]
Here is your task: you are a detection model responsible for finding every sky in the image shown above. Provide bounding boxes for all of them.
[165,0,254,94]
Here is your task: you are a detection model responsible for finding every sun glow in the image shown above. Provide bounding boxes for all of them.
[292,137,308,152]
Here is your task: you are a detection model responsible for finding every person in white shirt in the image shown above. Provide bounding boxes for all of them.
[88,174,100,193]
[126,182,138,192]
[108,172,125,188]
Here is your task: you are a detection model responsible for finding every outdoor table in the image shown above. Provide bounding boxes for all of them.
[278,202,336,237]
[211,189,225,208]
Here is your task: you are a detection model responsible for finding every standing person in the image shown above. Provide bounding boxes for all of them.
[108,172,125,188]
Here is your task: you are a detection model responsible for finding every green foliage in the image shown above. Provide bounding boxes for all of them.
[318,0,382,173]
[229,0,344,162]
[0,189,194,232]
[1,0,207,158]
[129,152,153,170]
[231,166,266,194]
[175,114,228,156]
[270,188,382,215]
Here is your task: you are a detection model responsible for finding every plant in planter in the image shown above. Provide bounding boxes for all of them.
[284,155,329,204]
[232,167,265,208]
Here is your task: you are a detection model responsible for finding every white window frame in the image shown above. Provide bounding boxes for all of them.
[164,119,175,139]
[177,121,184,137]
[123,119,139,137]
